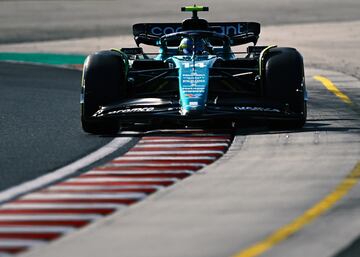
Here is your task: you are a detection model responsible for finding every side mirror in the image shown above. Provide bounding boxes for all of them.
[134,34,159,46]
[230,33,258,46]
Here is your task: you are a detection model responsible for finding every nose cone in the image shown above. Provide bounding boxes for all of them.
[172,56,217,116]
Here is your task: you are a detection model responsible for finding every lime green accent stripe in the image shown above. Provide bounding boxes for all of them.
[259,45,277,77]
[314,75,353,105]
[183,6,206,11]
[0,52,86,65]
[232,161,360,257]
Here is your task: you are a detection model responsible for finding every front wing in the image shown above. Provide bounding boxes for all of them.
[90,98,304,124]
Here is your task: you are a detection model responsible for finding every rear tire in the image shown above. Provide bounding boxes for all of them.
[263,47,307,129]
[81,50,127,134]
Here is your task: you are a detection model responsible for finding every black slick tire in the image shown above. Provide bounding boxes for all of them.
[81,50,127,134]
[263,47,307,128]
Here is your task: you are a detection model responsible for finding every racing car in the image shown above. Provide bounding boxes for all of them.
[81,5,307,134]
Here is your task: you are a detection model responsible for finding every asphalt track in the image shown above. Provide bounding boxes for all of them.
[0,63,113,191]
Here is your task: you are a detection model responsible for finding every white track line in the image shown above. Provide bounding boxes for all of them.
[0,137,133,204]
[126,150,224,155]
[0,240,45,247]
[103,163,206,167]
[0,227,74,233]
[21,193,145,200]
[68,178,179,182]
[0,215,101,221]
[86,171,194,175]
[134,143,228,147]
[139,139,230,143]
[115,156,216,160]
[92,169,197,172]
[46,185,162,190]
[1,203,125,209]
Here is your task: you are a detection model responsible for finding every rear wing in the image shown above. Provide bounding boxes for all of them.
[133,22,260,46]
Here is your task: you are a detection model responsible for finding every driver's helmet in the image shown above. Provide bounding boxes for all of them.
[179,37,206,55]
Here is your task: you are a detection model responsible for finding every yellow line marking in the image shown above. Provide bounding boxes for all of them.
[314,75,353,104]
[232,161,360,257]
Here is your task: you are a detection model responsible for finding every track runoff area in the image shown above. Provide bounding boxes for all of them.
[0,130,232,255]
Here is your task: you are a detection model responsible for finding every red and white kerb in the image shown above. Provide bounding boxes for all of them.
[0,133,232,255]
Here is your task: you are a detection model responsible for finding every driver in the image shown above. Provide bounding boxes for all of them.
[179,37,207,55]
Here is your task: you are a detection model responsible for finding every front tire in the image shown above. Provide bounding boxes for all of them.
[81,50,127,134]
[263,47,307,128]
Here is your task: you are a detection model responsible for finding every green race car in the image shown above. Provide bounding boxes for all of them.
[81,5,307,134]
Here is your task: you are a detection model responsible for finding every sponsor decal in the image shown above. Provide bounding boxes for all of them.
[221,24,243,35]
[234,106,281,112]
[150,26,182,36]
[93,108,105,117]
[185,93,202,98]
[93,107,155,117]
[150,24,243,36]
[182,72,206,86]
[108,107,155,115]
[182,62,206,68]
[189,101,199,107]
